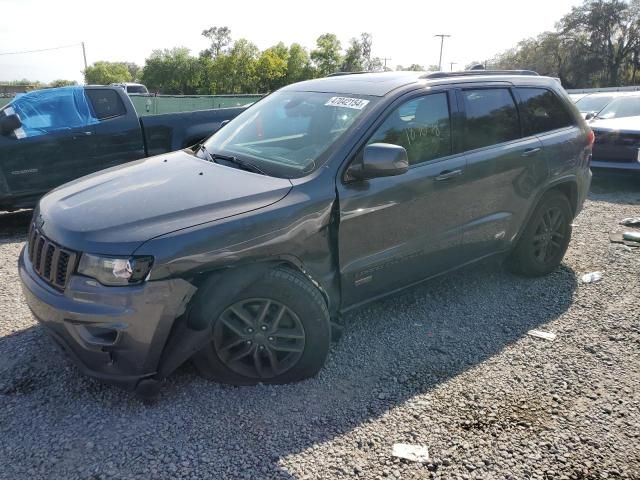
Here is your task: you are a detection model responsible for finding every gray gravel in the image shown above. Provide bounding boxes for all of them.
[1,174,639,480]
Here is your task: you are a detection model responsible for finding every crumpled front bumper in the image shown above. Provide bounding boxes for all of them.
[18,245,196,390]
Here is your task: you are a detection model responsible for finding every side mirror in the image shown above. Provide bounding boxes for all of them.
[0,114,22,136]
[350,143,409,180]
[585,112,595,121]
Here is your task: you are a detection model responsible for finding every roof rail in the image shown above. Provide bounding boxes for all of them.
[326,71,379,77]
[422,70,539,79]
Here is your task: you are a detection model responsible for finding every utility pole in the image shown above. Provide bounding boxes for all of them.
[449,62,457,71]
[382,57,391,70]
[434,34,451,71]
[81,41,88,71]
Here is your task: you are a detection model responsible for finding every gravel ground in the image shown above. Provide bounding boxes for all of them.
[0,174,639,480]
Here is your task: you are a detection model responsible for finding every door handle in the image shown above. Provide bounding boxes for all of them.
[521,147,541,157]
[435,169,463,181]
[73,131,94,139]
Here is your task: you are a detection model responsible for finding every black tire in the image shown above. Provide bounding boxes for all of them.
[191,267,331,385]
[506,191,573,277]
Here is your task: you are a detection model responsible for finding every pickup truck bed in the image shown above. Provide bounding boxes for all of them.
[0,86,245,210]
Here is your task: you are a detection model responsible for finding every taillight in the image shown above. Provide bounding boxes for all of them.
[587,130,595,145]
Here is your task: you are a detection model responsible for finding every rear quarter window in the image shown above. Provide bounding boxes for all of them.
[86,89,127,120]
[516,88,575,135]
[462,88,520,150]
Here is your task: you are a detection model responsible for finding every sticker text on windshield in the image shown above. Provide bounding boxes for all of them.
[325,97,370,110]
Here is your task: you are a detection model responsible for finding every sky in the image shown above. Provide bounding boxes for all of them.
[0,0,583,84]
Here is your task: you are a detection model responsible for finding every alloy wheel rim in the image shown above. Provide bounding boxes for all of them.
[532,207,566,264]
[213,298,306,379]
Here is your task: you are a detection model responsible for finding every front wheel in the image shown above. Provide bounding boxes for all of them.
[191,268,331,385]
[506,191,573,277]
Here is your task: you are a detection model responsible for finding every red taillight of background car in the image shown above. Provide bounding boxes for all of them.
[587,129,595,145]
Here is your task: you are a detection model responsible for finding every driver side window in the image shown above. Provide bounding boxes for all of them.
[365,93,452,165]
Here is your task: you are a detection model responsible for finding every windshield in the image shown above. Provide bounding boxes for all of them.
[595,96,640,120]
[203,91,375,178]
[575,95,614,113]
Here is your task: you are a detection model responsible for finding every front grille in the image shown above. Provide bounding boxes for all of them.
[27,225,78,290]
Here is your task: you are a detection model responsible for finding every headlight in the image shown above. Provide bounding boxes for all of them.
[77,254,154,286]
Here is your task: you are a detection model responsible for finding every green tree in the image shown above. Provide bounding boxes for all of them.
[368,57,385,71]
[221,39,260,93]
[141,48,202,94]
[49,79,78,88]
[397,64,425,71]
[123,62,141,82]
[287,43,314,83]
[84,61,132,85]
[341,38,365,72]
[560,0,640,85]
[361,33,373,70]
[256,43,289,91]
[201,26,232,58]
[311,33,342,76]
[492,0,640,88]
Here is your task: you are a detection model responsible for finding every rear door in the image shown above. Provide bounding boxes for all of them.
[514,87,582,177]
[86,88,145,169]
[337,89,468,307]
[455,86,547,262]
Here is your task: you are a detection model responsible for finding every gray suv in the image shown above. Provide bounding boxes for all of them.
[19,70,593,397]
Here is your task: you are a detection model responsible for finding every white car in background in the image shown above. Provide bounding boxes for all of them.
[589,94,640,172]
[574,92,618,119]
[110,83,149,95]
[568,92,588,103]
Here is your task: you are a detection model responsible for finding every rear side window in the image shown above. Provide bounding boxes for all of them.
[462,89,520,150]
[126,85,148,94]
[364,93,452,165]
[517,88,575,135]
[86,89,126,120]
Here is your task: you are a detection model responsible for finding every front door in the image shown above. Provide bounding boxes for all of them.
[337,90,467,308]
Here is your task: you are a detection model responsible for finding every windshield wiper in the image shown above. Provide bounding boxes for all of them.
[198,145,267,175]
[212,152,267,175]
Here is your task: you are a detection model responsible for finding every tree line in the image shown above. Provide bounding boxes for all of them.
[13,0,640,94]
[491,0,640,88]
[82,30,425,95]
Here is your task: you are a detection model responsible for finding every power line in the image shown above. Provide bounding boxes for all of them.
[0,43,82,56]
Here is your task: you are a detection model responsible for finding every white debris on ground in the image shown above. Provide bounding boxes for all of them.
[391,443,430,463]
[581,271,603,283]
[527,329,557,341]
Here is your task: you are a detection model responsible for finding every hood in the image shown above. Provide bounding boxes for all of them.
[38,150,292,255]
[589,115,640,133]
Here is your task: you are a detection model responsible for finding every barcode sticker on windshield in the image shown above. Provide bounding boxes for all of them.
[325,97,370,110]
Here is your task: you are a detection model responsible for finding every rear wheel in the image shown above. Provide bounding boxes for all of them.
[507,191,573,277]
[191,268,331,385]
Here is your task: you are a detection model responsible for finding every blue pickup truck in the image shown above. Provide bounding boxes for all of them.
[0,86,246,211]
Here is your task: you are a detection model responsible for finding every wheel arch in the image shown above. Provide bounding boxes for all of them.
[188,256,332,314]
[154,257,332,380]
[547,179,578,217]
[512,176,578,247]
